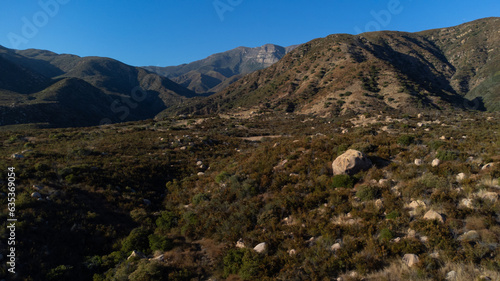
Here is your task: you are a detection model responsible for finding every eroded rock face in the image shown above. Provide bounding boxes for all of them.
[332,149,372,175]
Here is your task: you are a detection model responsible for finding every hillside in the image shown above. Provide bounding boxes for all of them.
[164,17,499,117]
[0,47,195,127]
[144,44,298,94]
[2,110,500,280]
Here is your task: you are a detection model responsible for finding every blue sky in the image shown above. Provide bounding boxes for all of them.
[0,0,498,67]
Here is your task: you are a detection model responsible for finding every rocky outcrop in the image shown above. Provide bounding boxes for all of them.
[332,149,372,175]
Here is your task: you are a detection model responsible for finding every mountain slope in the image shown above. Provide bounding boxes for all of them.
[164,17,499,117]
[144,44,298,94]
[0,47,196,127]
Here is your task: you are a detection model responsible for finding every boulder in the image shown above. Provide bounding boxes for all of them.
[11,154,24,159]
[407,200,426,210]
[460,198,474,209]
[423,210,444,223]
[253,242,267,253]
[330,243,342,252]
[456,173,466,182]
[332,149,372,175]
[431,159,440,167]
[31,192,42,199]
[477,191,498,202]
[127,250,146,260]
[446,271,457,280]
[402,254,419,267]
[458,230,480,242]
[288,249,296,256]
[236,238,245,249]
[414,159,423,166]
[32,185,44,191]
[482,163,495,170]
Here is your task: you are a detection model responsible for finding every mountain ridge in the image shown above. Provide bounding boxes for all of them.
[144,43,299,94]
[163,17,499,117]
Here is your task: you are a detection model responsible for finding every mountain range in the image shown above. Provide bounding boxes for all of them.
[167,17,500,117]
[0,17,499,127]
[144,44,298,94]
[0,47,195,127]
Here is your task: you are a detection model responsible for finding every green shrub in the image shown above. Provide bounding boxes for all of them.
[121,227,151,254]
[436,150,459,161]
[156,211,178,231]
[386,211,400,220]
[397,135,415,146]
[148,234,173,252]
[192,193,209,205]
[379,228,394,242]
[331,174,355,188]
[215,171,231,183]
[356,185,380,201]
[223,248,246,278]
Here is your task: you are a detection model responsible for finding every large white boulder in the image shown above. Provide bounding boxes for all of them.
[332,149,372,175]
[253,242,267,253]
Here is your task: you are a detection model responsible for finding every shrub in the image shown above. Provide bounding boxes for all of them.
[436,150,459,161]
[121,227,151,254]
[215,171,231,183]
[397,135,415,146]
[192,193,209,205]
[148,234,173,252]
[356,185,380,201]
[223,248,246,278]
[386,211,400,220]
[331,174,355,188]
[156,211,178,231]
[379,228,394,242]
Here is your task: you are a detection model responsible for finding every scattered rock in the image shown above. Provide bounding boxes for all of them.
[32,185,44,191]
[482,163,495,170]
[458,230,480,242]
[392,237,401,243]
[11,154,24,159]
[402,254,419,267]
[31,192,42,199]
[420,236,429,243]
[330,243,342,252]
[446,270,457,280]
[378,179,389,186]
[423,210,444,223]
[375,199,384,209]
[414,159,423,166]
[127,250,146,260]
[143,199,152,205]
[236,239,245,249]
[456,173,466,182]
[431,159,440,167]
[151,254,164,262]
[288,249,296,256]
[253,242,267,253]
[477,191,498,202]
[430,252,439,259]
[407,200,426,210]
[332,149,372,175]
[196,161,203,166]
[197,172,205,176]
[440,136,447,140]
[407,229,417,238]
[460,198,474,209]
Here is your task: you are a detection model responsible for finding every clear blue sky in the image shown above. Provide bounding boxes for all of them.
[0,0,498,67]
